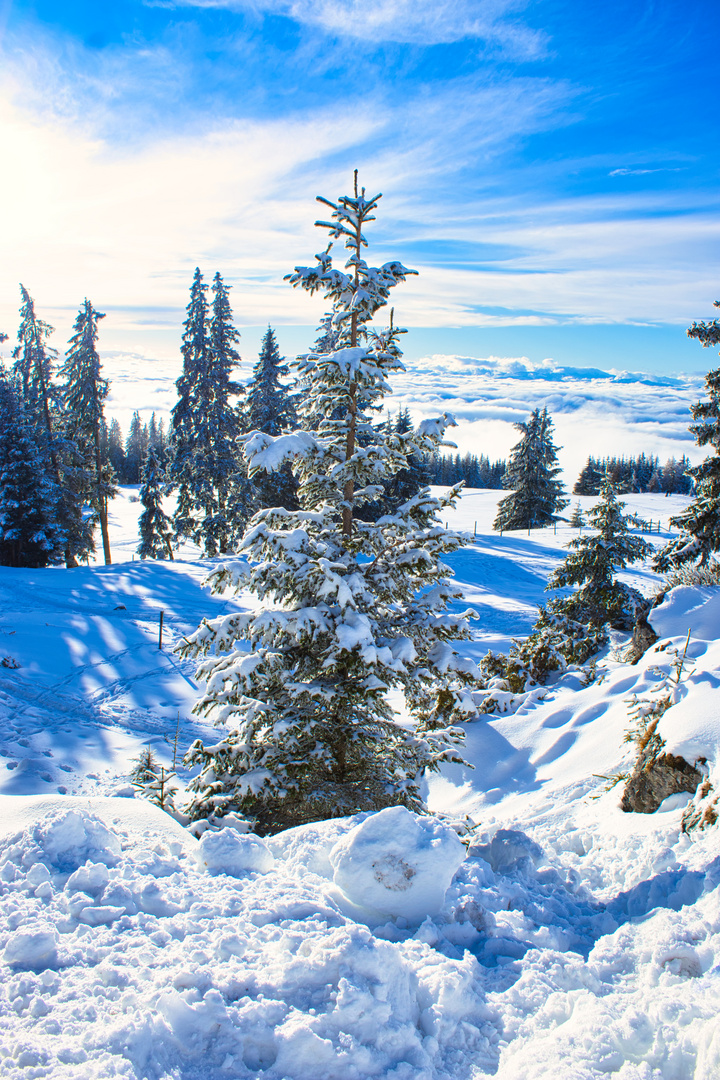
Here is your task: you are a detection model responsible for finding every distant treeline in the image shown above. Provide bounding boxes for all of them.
[426,452,507,488]
[107,411,169,485]
[574,454,693,495]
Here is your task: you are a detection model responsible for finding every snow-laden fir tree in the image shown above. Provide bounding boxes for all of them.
[494,407,567,531]
[655,301,720,570]
[171,270,245,555]
[59,299,116,565]
[178,173,480,834]
[0,370,66,567]
[244,326,298,510]
[547,476,652,629]
[137,445,174,560]
[13,285,92,567]
[569,501,585,528]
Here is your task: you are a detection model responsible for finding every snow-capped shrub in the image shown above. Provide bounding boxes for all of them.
[474,606,606,713]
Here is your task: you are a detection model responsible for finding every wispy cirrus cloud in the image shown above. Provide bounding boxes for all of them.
[174,0,547,53]
[609,166,684,177]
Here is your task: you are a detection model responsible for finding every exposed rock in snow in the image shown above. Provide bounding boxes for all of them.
[621,743,703,814]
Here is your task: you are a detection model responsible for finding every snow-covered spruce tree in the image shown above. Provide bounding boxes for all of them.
[171,270,245,555]
[58,299,116,565]
[178,174,480,834]
[13,285,92,567]
[569,501,585,528]
[655,301,720,570]
[137,445,174,560]
[493,407,567,531]
[244,326,298,511]
[0,370,66,568]
[547,476,652,630]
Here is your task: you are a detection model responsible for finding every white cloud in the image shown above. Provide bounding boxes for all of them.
[179,0,546,53]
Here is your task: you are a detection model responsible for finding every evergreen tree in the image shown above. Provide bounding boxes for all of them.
[12,286,91,567]
[569,501,585,528]
[137,445,174,560]
[107,418,126,482]
[124,411,147,484]
[170,269,245,555]
[574,457,603,495]
[178,174,479,834]
[547,477,652,628]
[655,301,720,570]
[0,371,65,567]
[13,284,57,424]
[245,326,298,510]
[494,407,567,531]
[59,300,116,565]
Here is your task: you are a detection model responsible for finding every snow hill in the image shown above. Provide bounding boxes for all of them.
[2,487,720,1079]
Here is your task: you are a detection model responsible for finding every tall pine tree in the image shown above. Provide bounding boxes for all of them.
[137,445,174,560]
[656,301,720,569]
[0,370,65,568]
[12,286,92,567]
[494,407,567,530]
[59,300,116,565]
[170,269,245,555]
[178,174,479,834]
[245,326,298,510]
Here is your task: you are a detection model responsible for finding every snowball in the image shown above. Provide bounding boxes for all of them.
[196,829,274,877]
[329,806,465,922]
[4,926,58,970]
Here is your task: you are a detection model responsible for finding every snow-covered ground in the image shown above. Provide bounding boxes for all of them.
[3,487,720,1080]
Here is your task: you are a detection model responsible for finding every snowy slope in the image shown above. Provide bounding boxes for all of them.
[2,487,720,1079]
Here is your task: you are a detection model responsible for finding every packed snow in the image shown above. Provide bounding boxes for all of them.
[2,485,720,1079]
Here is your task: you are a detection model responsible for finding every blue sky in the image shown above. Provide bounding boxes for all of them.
[0,0,718,372]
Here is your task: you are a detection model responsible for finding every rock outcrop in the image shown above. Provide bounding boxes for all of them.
[621,738,703,814]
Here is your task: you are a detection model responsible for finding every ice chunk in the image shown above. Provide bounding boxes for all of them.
[77,905,126,926]
[4,926,58,970]
[66,861,110,895]
[329,806,465,922]
[196,829,274,877]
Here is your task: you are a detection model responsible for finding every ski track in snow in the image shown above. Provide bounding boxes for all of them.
[2,486,720,1078]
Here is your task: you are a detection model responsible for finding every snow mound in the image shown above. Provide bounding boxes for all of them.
[196,828,274,876]
[658,682,720,765]
[329,806,465,922]
[22,810,122,873]
[649,585,720,642]
[267,814,370,879]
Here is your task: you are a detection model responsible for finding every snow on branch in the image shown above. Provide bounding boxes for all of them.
[242,430,318,475]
